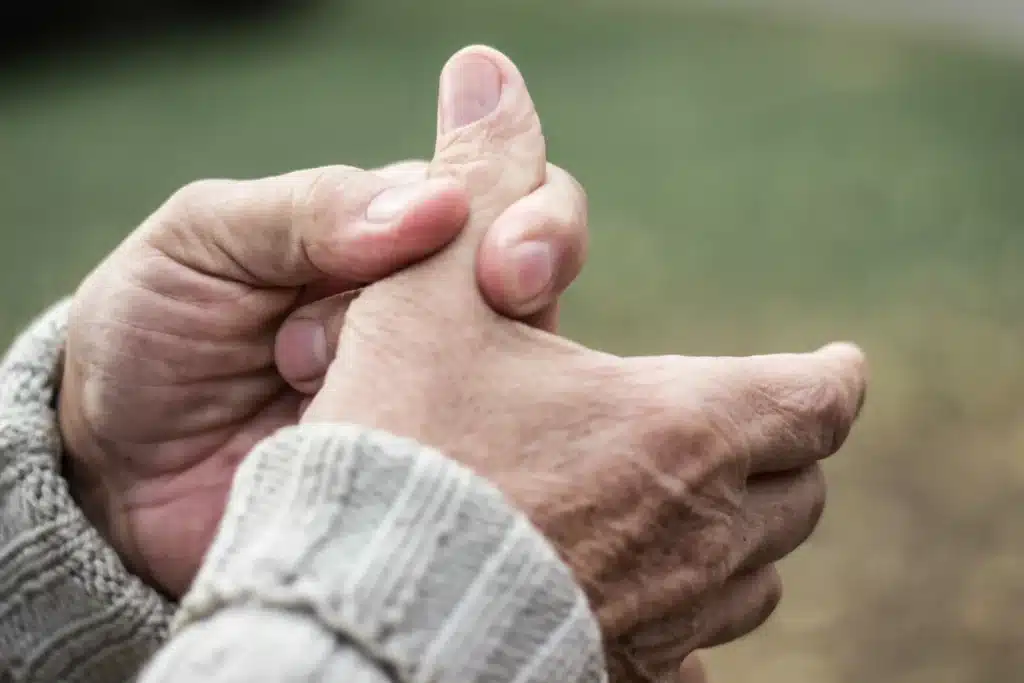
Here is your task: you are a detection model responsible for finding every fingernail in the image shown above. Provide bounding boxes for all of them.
[441,52,503,133]
[365,182,425,223]
[278,318,327,381]
[508,241,555,306]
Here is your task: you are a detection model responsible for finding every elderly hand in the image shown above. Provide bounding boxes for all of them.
[305,46,867,683]
[59,149,588,598]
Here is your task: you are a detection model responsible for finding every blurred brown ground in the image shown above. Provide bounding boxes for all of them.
[0,1,1021,681]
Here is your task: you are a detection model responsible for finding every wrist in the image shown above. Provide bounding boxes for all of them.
[176,424,606,683]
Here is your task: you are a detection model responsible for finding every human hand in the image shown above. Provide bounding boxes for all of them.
[59,159,588,597]
[305,46,867,682]
[680,656,709,683]
[272,160,584,397]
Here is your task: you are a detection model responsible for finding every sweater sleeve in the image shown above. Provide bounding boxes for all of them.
[138,424,607,683]
[0,301,175,683]
[2,303,607,683]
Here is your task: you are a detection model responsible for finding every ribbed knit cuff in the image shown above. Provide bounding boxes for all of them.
[174,424,606,683]
[0,301,174,683]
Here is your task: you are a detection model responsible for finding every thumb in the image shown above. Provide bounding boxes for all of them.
[140,164,469,288]
[426,45,547,272]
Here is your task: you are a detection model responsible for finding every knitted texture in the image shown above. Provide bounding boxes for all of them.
[2,304,607,683]
[0,301,174,683]
[142,425,607,683]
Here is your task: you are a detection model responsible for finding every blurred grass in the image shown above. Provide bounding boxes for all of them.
[1,1,1022,681]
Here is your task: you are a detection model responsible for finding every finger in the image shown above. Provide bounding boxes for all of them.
[618,565,782,671]
[476,163,588,328]
[696,566,783,649]
[276,162,581,391]
[422,45,546,293]
[609,652,709,683]
[275,291,355,393]
[290,160,432,306]
[692,342,868,474]
[735,465,827,573]
[374,159,429,182]
[677,655,709,683]
[142,164,469,289]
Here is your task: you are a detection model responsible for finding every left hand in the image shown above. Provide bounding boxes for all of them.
[59,157,588,598]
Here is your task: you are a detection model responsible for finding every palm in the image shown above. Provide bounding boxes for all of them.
[63,249,313,596]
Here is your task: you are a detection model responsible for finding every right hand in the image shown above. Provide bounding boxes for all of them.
[305,46,868,682]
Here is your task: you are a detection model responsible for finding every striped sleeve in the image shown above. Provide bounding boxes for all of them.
[141,425,608,683]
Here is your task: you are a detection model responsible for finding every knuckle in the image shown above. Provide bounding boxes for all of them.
[548,164,589,223]
[146,178,236,253]
[161,178,232,226]
[285,166,365,263]
[642,356,751,481]
[168,178,225,209]
[289,168,340,230]
[633,357,703,443]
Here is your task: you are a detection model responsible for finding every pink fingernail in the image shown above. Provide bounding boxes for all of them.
[509,241,555,305]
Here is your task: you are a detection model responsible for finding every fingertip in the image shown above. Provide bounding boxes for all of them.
[336,178,470,282]
[391,178,471,251]
[817,341,869,416]
[274,318,328,390]
[477,230,561,319]
[477,175,586,321]
[275,292,357,395]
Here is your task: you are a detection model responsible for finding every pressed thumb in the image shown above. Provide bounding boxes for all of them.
[140,165,469,288]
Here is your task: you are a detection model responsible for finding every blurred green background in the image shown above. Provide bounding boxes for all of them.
[2,1,1021,681]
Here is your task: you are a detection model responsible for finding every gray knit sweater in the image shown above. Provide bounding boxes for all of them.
[0,302,606,683]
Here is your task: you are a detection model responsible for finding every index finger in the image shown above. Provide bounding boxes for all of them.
[476,163,589,331]
[693,342,868,474]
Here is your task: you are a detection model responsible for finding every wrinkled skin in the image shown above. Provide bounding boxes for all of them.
[305,47,867,682]
[57,43,866,683]
[60,159,588,599]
